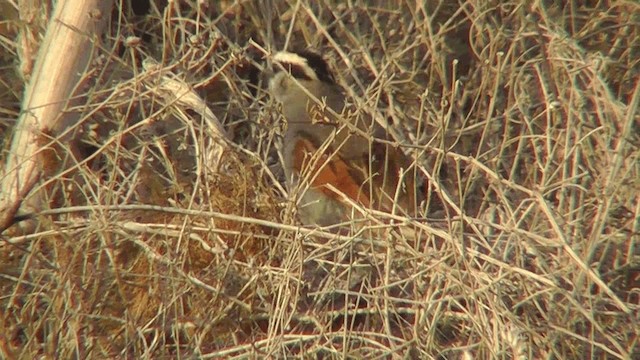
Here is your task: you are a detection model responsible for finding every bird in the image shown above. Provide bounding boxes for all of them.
[268,50,425,227]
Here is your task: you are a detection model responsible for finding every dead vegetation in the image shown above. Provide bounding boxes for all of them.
[0,0,638,358]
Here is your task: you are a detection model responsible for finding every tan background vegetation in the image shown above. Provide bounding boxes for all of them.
[0,0,638,358]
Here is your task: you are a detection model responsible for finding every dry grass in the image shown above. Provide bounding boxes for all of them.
[1,0,638,358]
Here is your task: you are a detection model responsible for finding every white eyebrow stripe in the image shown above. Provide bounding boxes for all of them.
[273,51,318,80]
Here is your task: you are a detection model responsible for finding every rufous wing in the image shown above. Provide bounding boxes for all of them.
[293,137,371,208]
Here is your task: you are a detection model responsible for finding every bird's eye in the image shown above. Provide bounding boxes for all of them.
[299,51,335,84]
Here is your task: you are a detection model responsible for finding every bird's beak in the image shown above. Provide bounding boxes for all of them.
[262,66,275,84]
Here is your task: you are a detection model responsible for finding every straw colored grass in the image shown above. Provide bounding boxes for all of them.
[1,0,638,358]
